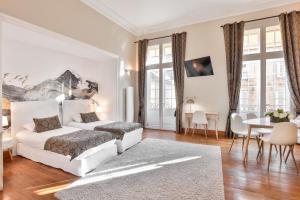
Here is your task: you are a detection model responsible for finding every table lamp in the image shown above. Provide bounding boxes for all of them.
[186,98,195,113]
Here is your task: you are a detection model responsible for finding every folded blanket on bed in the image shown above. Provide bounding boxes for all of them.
[94,122,142,140]
[44,130,114,160]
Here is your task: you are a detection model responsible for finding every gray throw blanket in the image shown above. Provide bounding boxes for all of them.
[44,130,114,161]
[95,122,142,140]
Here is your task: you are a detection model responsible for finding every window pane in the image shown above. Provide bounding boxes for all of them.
[266,25,283,52]
[146,69,160,128]
[243,28,260,55]
[266,58,290,111]
[239,60,261,116]
[162,43,172,63]
[163,68,176,130]
[146,45,159,66]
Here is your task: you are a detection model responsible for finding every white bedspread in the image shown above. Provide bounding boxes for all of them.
[68,120,114,130]
[16,126,81,150]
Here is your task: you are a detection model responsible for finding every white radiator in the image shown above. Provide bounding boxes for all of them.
[125,86,134,122]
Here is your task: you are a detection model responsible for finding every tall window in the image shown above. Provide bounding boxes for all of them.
[145,39,176,130]
[239,19,291,116]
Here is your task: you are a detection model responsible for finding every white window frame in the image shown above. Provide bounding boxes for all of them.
[241,18,292,116]
[145,38,174,130]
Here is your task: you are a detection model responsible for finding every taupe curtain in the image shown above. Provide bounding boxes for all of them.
[172,32,187,133]
[223,22,245,137]
[279,11,300,114]
[137,39,148,126]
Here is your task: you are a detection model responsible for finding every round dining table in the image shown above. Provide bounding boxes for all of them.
[242,117,300,163]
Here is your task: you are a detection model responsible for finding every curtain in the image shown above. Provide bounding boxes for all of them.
[223,22,245,137]
[137,39,149,126]
[279,11,300,114]
[172,32,187,133]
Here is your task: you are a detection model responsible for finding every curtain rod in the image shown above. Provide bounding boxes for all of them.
[222,11,300,27]
[134,35,172,44]
[220,13,286,28]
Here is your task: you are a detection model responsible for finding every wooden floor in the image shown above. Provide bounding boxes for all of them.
[1,129,300,200]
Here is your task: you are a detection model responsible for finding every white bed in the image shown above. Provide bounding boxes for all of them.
[11,100,118,176]
[63,100,143,153]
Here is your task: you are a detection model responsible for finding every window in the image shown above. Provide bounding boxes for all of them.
[239,19,291,116]
[244,28,260,54]
[145,39,176,130]
[266,25,283,52]
[146,45,159,66]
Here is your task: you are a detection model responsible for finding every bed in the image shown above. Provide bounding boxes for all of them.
[11,100,118,176]
[62,100,143,153]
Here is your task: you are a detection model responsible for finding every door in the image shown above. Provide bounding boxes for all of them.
[145,39,176,130]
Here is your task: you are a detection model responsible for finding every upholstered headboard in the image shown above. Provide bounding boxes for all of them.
[11,100,60,135]
[62,100,93,125]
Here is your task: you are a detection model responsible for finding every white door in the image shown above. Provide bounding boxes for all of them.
[145,39,176,130]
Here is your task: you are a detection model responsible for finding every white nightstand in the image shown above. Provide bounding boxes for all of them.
[3,128,13,160]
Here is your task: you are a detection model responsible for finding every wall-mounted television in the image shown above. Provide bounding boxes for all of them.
[184,56,214,77]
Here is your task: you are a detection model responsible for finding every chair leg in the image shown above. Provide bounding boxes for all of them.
[283,145,287,156]
[285,148,291,163]
[256,139,263,160]
[262,141,264,155]
[268,144,273,171]
[255,136,262,150]
[279,145,282,165]
[256,136,260,147]
[274,145,278,153]
[192,124,196,136]
[229,133,236,152]
[204,124,208,139]
[242,136,245,150]
[290,145,299,174]
[8,149,13,161]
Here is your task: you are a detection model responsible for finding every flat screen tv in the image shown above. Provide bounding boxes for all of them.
[184,56,214,77]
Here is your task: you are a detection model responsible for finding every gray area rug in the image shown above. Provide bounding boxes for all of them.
[56,139,224,200]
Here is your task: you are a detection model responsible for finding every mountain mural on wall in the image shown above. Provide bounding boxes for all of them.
[2,70,98,102]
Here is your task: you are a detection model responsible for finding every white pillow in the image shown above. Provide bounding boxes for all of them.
[72,114,82,123]
[22,122,35,132]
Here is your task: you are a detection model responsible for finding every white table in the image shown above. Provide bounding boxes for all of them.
[243,118,300,163]
[185,112,219,139]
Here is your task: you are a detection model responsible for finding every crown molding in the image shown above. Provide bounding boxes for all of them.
[82,0,300,37]
[81,0,140,36]
[140,0,300,35]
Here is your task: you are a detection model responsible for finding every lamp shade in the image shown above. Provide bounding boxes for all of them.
[2,116,8,127]
[186,99,195,104]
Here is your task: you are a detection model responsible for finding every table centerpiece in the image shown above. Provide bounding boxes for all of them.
[265,108,293,123]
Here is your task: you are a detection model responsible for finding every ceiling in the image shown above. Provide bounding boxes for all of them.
[81,0,300,36]
[3,22,116,62]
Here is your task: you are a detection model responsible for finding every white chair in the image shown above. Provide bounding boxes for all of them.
[192,111,208,138]
[246,113,275,153]
[229,113,260,152]
[257,122,298,173]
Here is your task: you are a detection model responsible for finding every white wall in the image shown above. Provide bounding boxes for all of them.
[0,0,138,120]
[139,2,300,131]
[3,38,119,120]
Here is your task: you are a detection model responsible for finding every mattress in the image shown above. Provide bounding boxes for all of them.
[16,126,117,160]
[16,126,81,150]
[67,121,143,153]
[68,120,114,130]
